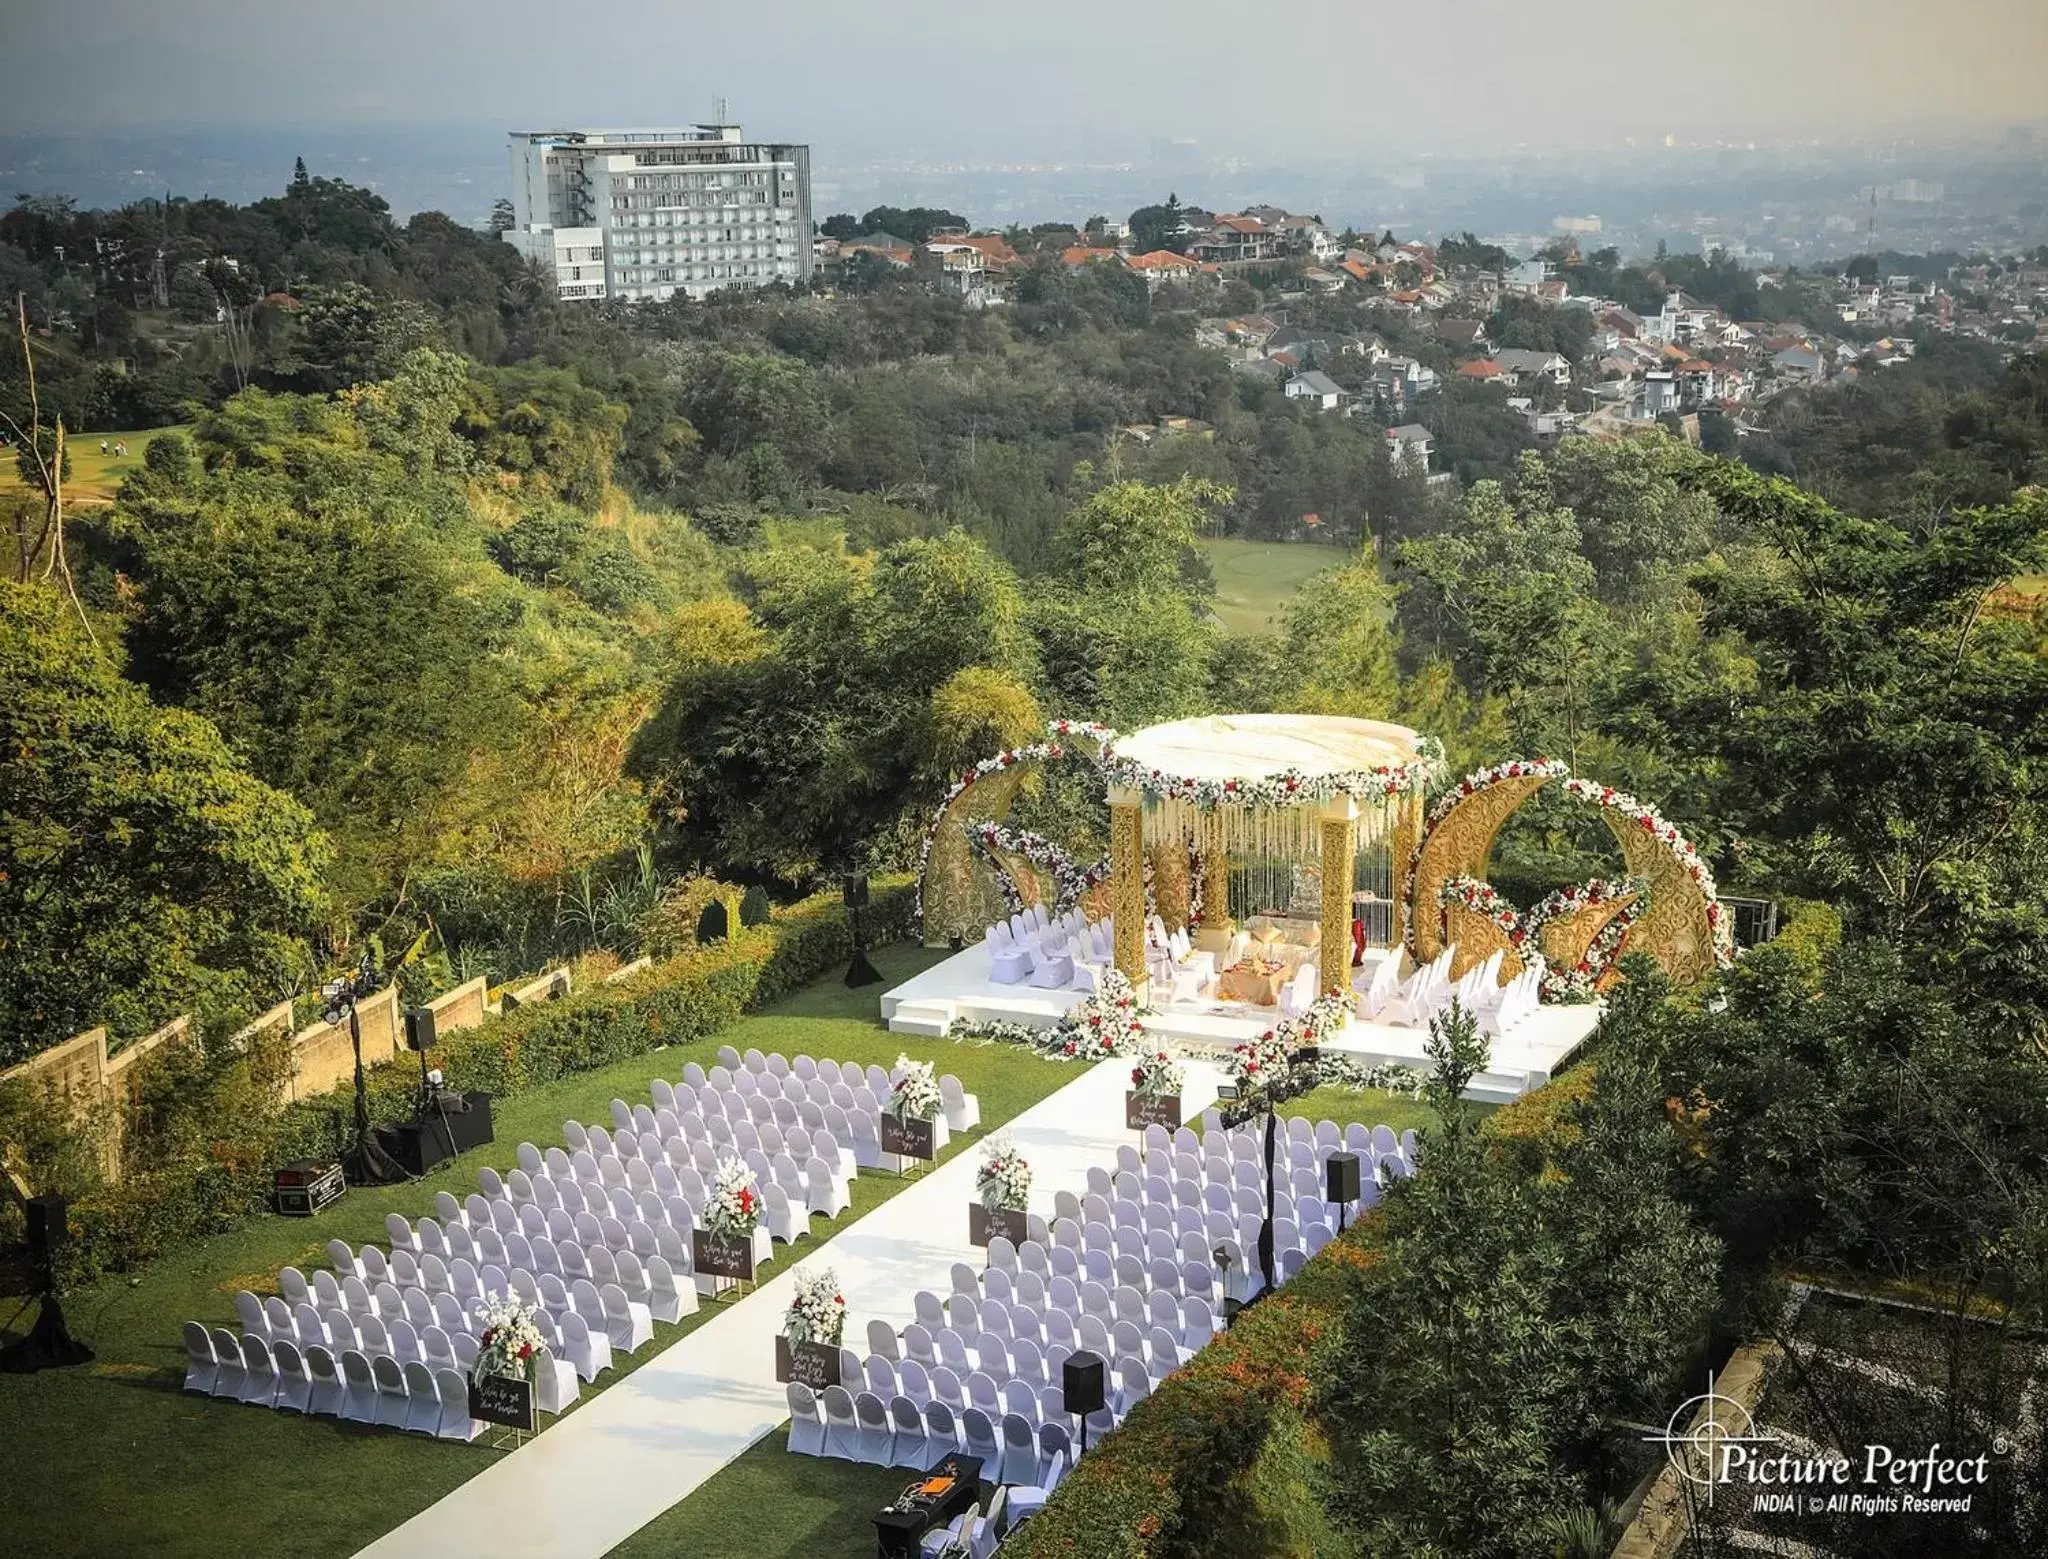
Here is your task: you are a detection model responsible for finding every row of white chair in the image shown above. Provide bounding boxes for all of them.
[183,1325,509,1438]
[670,1050,981,1135]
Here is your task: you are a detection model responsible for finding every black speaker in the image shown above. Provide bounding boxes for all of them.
[1325,1151,1361,1205]
[26,1193,67,1259]
[1063,1350,1105,1417]
[404,1007,437,1052]
[842,871,869,909]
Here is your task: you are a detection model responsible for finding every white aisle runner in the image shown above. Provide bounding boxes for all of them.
[355,1056,1218,1559]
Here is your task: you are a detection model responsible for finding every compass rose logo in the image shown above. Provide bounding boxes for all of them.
[1642,1370,1778,1506]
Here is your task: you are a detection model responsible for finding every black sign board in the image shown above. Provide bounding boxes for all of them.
[880,1113,936,1162]
[775,1334,842,1388]
[1124,1091,1183,1132]
[693,1228,756,1281]
[468,1372,536,1432]
[967,1202,1031,1249]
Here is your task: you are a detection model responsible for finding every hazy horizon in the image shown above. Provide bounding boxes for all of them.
[5,0,2046,164]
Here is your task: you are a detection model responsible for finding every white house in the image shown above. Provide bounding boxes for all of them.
[1385,424,1435,471]
[1284,370,1344,411]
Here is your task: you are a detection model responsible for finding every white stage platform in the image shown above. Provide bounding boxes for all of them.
[882,942,1601,1103]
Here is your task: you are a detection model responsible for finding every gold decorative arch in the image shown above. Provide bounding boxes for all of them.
[921,767,1033,945]
[1409,767,1723,988]
[1535,889,1642,981]
[1409,773,1553,973]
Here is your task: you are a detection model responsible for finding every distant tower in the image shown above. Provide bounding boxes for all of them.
[1867,185,1877,250]
[712,95,730,126]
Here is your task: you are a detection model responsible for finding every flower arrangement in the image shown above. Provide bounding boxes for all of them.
[473,1290,545,1383]
[1439,875,1524,943]
[1422,757,1572,833]
[1227,1026,1295,1098]
[1129,1048,1183,1099]
[1280,991,1353,1052]
[705,1156,762,1237]
[1041,969,1146,1061]
[887,1055,942,1121]
[782,1267,847,1346]
[1317,1055,1427,1098]
[974,1132,1032,1211]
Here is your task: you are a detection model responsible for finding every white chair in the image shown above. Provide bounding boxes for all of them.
[236,1333,278,1407]
[987,925,1032,985]
[998,1411,1039,1486]
[644,1254,693,1324]
[434,1367,482,1441]
[598,1282,652,1354]
[402,1360,442,1434]
[760,1183,803,1245]
[338,1349,377,1422]
[181,1321,218,1395]
[305,1343,344,1416]
[1356,949,1402,1017]
[819,1384,860,1460]
[888,1395,931,1469]
[269,1337,311,1413]
[533,1343,579,1415]
[960,1405,1001,1468]
[371,1353,410,1428]
[559,1309,610,1381]
[844,1391,891,1465]
[939,1074,980,1133]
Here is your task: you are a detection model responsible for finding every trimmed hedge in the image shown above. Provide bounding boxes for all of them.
[45,878,914,1288]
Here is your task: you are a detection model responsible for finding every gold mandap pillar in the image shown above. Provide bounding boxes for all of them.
[1109,785,1150,1003]
[1389,786,1424,955]
[1193,809,1235,954]
[1319,796,1357,1005]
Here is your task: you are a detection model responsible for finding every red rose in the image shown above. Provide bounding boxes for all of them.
[518,1342,533,1360]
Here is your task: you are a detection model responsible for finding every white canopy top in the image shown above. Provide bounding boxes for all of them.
[1113,714,1424,785]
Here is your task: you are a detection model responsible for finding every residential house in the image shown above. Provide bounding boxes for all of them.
[1385,424,1435,472]
[1457,358,1505,384]
[1123,249,1201,289]
[1266,326,1381,366]
[1372,355,1440,408]
[1493,348,1572,387]
[1190,214,1276,265]
[1435,318,1492,352]
[1504,258,1552,294]
[1636,371,1680,419]
[1060,245,1121,269]
[1770,343,1826,383]
[1284,370,1345,411]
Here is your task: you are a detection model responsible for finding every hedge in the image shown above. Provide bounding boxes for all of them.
[42,878,915,1288]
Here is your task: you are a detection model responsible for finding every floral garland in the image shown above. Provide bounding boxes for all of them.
[913,720,1117,932]
[783,1267,847,1346]
[1095,735,1441,814]
[887,1054,942,1121]
[1523,877,1645,1002]
[1316,1055,1427,1098]
[1422,757,1573,834]
[473,1290,545,1383]
[950,1018,1045,1049]
[1129,1048,1183,1099]
[975,1132,1032,1211]
[967,822,1110,915]
[1438,875,1524,944]
[1041,969,1147,1061]
[705,1156,762,1237]
[1561,778,1735,967]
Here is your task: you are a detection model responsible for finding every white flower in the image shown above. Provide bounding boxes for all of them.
[783,1267,847,1346]
[472,1290,546,1383]
[974,1132,1032,1211]
[887,1055,942,1121]
[705,1156,762,1237]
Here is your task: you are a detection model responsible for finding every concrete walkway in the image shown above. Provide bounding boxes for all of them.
[356,1055,1219,1559]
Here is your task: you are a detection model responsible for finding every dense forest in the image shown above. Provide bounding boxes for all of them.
[3,170,2047,1065]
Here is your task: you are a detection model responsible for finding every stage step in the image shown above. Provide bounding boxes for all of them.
[888,999,956,1037]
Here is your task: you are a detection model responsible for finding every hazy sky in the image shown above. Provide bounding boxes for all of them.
[4,0,2045,159]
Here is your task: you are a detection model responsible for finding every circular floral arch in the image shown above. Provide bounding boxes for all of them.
[1407,760,1733,989]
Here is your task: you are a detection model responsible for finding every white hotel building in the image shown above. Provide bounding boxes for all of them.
[503,125,812,303]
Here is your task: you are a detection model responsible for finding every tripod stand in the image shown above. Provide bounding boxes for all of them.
[324,952,406,1186]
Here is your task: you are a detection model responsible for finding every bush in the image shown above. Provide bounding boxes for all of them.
[41,879,913,1289]
[739,884,773,927]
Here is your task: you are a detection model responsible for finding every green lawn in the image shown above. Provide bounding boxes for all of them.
[1197,536,1350,635]
[0,426,186,504]
[0,943,1081,1559]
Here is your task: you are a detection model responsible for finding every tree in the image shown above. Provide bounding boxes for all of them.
[1127,195,1186,255]
[1276,561,1401,718]
[819,213,860,242]
[0,581,329,1059]
[1323,1003,1581,1557]
[1053,477,1226,595]
[487,198,515,234]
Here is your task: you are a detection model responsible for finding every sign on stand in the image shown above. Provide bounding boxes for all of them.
[968,1203,1031,1249]
[775,1335,842,1388]
[880,1113,936,1162]
[694,1228,757,1282]
[1125,1091,1183,1132]
[468,1373,536,1433]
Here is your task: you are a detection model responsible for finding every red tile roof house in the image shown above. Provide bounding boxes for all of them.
[1457,358,1505,382]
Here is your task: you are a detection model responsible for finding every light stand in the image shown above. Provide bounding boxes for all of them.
[1220,1046,1322,1299]
[843,871,882,987]
[0,1197,92,1373]
[324,951,406,1186]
